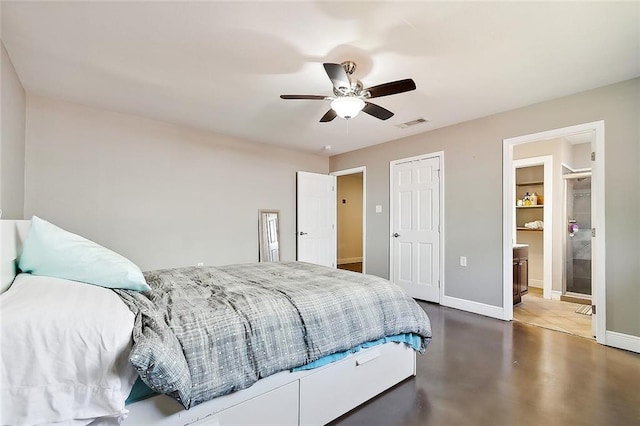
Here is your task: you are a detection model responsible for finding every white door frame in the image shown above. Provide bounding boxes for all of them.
[502,121,605,345]
[331,167,367,274]
[513,155,553,300]
[389,151,444,303]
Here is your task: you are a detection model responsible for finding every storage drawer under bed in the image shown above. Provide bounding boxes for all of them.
[125,342,416,426]
[299,342,416,426]
[189,381,299,426]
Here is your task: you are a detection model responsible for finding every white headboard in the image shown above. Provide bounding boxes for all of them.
[1,220,31,294]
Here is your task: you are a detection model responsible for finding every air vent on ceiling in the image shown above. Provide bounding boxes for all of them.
[396,118,429,129]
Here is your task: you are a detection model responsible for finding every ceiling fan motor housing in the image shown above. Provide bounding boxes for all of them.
[333,80,365,97]
[341,60,357,74]
[331,61,366,96]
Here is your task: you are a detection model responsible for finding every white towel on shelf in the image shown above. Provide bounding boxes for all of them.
[524,220,544,230]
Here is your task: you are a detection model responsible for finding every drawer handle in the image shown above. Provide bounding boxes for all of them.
[355,350,381,366]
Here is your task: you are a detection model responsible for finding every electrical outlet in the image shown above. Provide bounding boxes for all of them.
[375,205,383,213]
[460,256,467,267]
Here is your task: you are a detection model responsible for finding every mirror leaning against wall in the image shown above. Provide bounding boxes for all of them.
[258,210,280,262]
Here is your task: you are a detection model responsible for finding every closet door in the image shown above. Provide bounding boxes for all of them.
[390,155,441,303]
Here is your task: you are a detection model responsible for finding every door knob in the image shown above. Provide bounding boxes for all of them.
[299,231,308,236]
[393,233,400,238]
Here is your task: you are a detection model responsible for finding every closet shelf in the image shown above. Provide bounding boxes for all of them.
[516,205,543,209]
[516,227,543,232]
[516,180,544,186]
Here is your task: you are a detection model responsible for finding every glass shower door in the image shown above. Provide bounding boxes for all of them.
[564,176,592,296]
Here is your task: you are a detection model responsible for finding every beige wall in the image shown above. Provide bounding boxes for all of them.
[330,78,640,338]
[24,96,328,270]
[1,43,26,219]
[570,142,592,170]
[337,173,363,263]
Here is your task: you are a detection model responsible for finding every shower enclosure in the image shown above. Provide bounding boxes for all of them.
[563,173,592,297]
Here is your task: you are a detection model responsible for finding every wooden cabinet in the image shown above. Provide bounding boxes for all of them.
[513,257,521,305]
[513,246,529,305]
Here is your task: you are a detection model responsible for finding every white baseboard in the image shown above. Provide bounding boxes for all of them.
[337,257,362,265]
[550,290,562,301]
[441,295,504,320]
[605,331,640,353]
[529,279,543,288]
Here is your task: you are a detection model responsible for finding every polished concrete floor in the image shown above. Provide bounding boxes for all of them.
[514,287,593,339]
[331,302,640,426]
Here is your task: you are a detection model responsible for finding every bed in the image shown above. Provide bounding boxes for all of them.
[1,218,432,425]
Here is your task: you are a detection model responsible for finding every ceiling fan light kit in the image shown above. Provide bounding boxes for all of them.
[330,96,365,119]
[280,61,416,123]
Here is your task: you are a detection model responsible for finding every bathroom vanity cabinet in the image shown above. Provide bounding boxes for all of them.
[513,245,529,305]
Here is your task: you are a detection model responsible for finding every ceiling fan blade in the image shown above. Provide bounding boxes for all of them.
[320,109,337,122]
[363,102,394,120]
[367,79,416,99]
[280,95,328,100]
[323,63,351,92]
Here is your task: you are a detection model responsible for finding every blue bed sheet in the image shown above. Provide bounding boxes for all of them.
[291,333,422,371]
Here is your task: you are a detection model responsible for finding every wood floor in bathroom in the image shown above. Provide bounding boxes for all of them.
[337,262,363,273]
[514,287,593,339]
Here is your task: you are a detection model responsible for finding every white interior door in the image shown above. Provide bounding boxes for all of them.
[297,171,336,267]
[390,156,441,302]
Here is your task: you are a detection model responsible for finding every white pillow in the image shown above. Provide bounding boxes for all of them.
[0,274,138,425]
[18,216,150,291]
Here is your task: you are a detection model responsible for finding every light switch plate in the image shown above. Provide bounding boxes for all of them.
[460,256,467,267]
[375,205,383,213]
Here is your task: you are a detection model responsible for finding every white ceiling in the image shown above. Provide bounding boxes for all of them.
[2,1,639,155]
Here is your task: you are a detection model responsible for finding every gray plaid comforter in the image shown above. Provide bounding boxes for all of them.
[114,261,432,409]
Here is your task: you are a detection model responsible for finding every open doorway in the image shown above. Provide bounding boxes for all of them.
[503,121,605,344]
[332,167,366,274]
[512,148,594,339]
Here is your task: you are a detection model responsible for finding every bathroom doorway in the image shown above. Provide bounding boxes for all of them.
[502,121,605,344]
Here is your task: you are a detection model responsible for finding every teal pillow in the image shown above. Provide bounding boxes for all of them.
[18,216,150,291]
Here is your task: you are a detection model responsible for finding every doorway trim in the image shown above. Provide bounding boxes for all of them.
[389,151,444,304]
[502,121,605,345]
[513,155,553,300]
[331,166,366,274]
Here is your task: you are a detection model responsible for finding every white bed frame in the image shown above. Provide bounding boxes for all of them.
[1,220,417,426]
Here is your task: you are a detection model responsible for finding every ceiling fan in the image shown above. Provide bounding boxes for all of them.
[280,61,416,122]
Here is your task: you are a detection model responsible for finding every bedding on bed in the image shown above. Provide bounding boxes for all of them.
[114,261,432,409]
[0,274,138,426]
